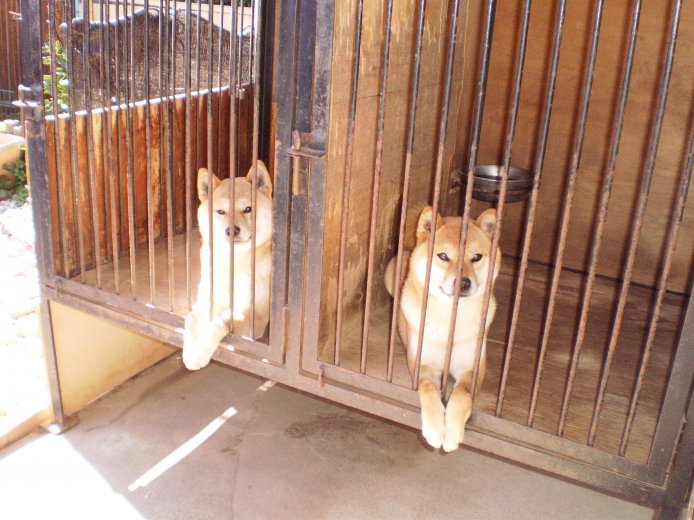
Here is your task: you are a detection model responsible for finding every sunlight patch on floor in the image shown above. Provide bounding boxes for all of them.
[128,405,238,492]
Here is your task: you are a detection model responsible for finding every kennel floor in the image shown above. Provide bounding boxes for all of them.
[328,259,686,464]
[74,235,686,464]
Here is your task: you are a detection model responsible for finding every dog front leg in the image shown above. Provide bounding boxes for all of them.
[443,357,485,452]
[418,365,445,449]
[183,309,232,370]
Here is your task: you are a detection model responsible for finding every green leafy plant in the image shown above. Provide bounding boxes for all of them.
[1,150,28,204]
[42,40,70,115]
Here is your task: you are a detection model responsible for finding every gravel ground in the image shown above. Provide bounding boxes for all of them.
[0,200,49,427]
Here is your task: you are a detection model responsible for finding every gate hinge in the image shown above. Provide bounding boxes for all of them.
[286,130,326,160]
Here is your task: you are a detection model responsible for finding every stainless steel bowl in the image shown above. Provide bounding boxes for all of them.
[459,164,533,203]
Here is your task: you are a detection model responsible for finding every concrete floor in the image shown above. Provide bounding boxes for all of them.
[0,355,654,519]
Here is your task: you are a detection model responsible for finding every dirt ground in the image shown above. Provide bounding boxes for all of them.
[0,200,49,437]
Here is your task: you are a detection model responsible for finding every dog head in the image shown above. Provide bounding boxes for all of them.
[410,206,501,300]
[197,160,273,252]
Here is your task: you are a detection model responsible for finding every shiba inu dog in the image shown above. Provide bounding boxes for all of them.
[385,206,500,452]
[182,161,273,370]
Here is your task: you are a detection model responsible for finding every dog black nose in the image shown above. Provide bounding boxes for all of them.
[460,277,472,292]
[234,225,240,237]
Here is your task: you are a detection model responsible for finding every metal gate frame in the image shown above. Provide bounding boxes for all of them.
[18,0,693,516]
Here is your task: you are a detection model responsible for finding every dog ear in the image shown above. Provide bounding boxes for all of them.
[247,160,273,196]
[476,208,497,239]
[416,206,442,244]
[197,168,221,202]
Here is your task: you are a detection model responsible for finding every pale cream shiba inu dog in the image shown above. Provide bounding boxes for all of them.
[385,206,500,452]
[182,161,273,370]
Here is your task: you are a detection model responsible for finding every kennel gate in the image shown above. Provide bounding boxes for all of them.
[18,0,694,516]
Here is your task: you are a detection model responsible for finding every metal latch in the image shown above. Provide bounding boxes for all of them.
[287,130,326,195]
[286,130,326,160]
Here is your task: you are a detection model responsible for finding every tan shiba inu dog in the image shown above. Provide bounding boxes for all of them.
[182,161,273,370]
[385,206,500,452]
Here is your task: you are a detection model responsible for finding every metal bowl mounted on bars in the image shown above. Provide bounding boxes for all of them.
[458,164,532,203]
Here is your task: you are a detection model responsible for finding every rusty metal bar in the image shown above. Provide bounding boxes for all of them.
[249,0,263,337]
[142,0,155,305]
[414,0,495,389]
[216,3,225,179]
[555,0,643,437]
[164,0,175,311]
[20,0,73,429]
[527,0,639,428]
[65,0,86,283]
[106,0,121,294]
[96,1,108,287]
[621,126,693,456]
[588,0,683,447]
[497,0,576,416]
[385,0,425,382]
[195,0,203,178]
[207,0,215,320]
[47,0,70,279]
[228,1,239,335]
[185,0,193,309]
[360,0,394,374]
[334,0,363,367]
[83,0,103,291]
[123,0,138,299]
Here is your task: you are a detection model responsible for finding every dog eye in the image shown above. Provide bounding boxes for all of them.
[437,252,450,262]
[471,253,483,262]
[243,206,252,214]
[216,209,226,215]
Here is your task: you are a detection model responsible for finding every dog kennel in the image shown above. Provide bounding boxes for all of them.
[17,0,693,516]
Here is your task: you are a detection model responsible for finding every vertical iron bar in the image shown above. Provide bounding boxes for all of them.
[194,0,203,181]
[83,0,103,289]
[527,0,640,428]
[103,0,120,294]
[111,2,124,294]
[555,0,643,437]
[334,0,364,366]
[497,0,579,416]
[386,0,425,382]
[228,0,239,334]
[207,0,215,320]
[65,0,87,283]
[249,0,263,337]
[123,0,138,299]
[360,0,394,374]
[167,1,176,311]
[588,0,682,446]
[413,0,496,387]
[621,126,693,456]
[185,0,193,308]
[97,1,111,290]
[216,0,225,177]
[48,0,70,279]
[143,0,155,304]
[20,0,70,427]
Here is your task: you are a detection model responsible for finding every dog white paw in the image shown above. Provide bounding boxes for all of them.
[442,420,465,453]
[182,341,215,371]
[421,402,445,449]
